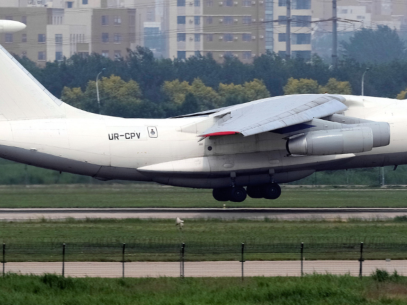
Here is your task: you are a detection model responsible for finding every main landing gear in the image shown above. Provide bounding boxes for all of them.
[212,183,281,202]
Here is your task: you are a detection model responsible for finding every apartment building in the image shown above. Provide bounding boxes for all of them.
[312,0,407,33]
[1,6,136,65]
[273,0,312,60]
[167,0,266,63]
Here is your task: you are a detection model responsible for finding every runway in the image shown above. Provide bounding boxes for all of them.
[0,207,407,220]
[3,260,407,278]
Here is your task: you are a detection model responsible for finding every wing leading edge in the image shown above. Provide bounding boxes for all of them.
[199,94,348,138]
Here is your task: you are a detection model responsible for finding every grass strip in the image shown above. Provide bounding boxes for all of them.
[1,273,407,305]
[1,185,407,208]
[1,218,407,261]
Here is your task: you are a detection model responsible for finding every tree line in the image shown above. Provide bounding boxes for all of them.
[15,25,407,118]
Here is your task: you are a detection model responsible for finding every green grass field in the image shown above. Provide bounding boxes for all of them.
[1,185,407,208]
[1,273,407,305]
[2,218,407,261]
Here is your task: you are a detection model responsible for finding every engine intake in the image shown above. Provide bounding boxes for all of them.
[287,127,374,155]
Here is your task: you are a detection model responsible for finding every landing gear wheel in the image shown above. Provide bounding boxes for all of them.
[247,185,264,199]
[230,186,247,202]
[263,183,281,200]
[212,187,232,201]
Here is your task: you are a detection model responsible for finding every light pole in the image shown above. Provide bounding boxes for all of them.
[361,68,369,96]
[96,68,106,112]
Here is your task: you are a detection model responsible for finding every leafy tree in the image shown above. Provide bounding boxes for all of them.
[162,80,191,105]
[397,89,407,99]
[61,87,85,109]
[243,79,270,101]
[319,78,352,94]
[218,83,246,106]
[341,26,406,64]
[284,78,320,94]
[190,78,221,110]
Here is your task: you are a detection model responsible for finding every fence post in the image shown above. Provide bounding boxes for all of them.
[180,243,185,278]
[240,243,245,281]
[62,243,65,278]
[359,242,364,278]
[2,243,5,277]
[300,242,304,277]
[122,243,126,278]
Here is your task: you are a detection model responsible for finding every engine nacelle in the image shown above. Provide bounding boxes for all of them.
[287,127,374,155]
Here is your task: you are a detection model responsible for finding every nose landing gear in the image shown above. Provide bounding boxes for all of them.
[212,183,281,202]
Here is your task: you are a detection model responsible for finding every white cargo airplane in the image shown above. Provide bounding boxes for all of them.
[0,21,398,202]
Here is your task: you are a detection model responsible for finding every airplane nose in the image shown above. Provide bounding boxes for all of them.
[0,20,26,33]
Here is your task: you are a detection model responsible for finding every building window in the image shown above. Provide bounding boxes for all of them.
[195,51,201,56]
[278,33,286,42]
[266,31,273,44]
[293,33,311,44]
[114,16,122,25]
[242,16,252,24]
[114,33,122,43]
[194,34,200,42]
[177,16,186,24]
[224,16,233,24]
[177,0,186,6]
[66,1,73,8]
[278,16,287,25]
[101,15,109,26]
[206,34,213,41]
[292,15,311,27]
[5,16,13,20]
[206,17,213,24]
[278,0,286,6]
[265,1,272,9]
[177,51,186,59]
[224,33,233,42]
[55,34,62,44]
[205,0,213,6]
[38,34,46,43]
[22,34,27,43]
[225,0,233,6]
[292,50,311,60]
[177,33,186,41]
[102,50,109,58]
[224,51,233,57]
[194,16,200,25]
[5,34,13,43]
[266,13,272,21]
[194,0,200,6]
[278,51,286,57]
[242,51,251,59]
[82,0,88,4]
[293,0,311,9]
[38,51,46,61]
[242,0,251,6]
[114,50,121,59]
[242,33,251,41]
[102,33,109,43]
[21,16,27,24]
[56,51,63,61]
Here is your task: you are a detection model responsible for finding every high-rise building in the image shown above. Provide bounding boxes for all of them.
[0,6,136,65]
[273,0,312,60]
[166,0,266,62]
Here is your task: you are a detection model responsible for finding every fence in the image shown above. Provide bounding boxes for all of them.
[2,241,407,278]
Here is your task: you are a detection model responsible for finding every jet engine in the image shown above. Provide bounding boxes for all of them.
[287,127,374,155]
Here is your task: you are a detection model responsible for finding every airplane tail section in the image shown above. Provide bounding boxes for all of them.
[0,44,93,121]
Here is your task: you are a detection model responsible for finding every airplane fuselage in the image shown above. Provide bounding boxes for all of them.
[0,95,405,189]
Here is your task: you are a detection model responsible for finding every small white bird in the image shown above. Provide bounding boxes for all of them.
[176,217,184,229]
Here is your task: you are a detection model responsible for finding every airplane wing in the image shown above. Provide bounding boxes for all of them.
[199,94,348,138]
